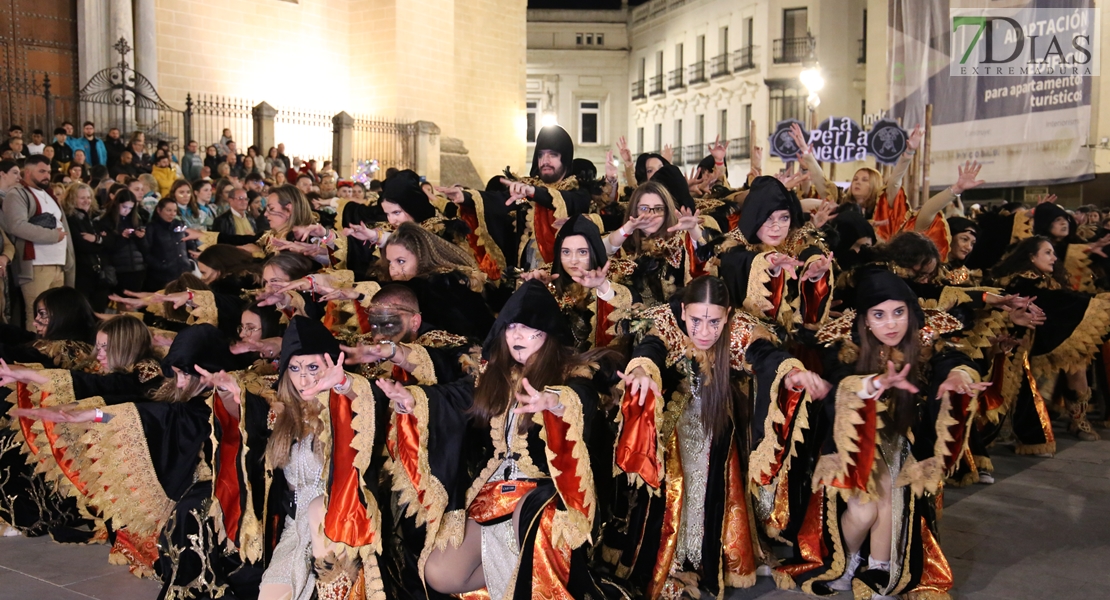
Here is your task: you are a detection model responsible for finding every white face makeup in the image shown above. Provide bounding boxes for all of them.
[866,299,910,347]
[287,354,327,401]
[505,322,546,364]
[681,302,728,350]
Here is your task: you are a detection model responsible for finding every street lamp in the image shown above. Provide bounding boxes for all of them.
[799,66,824,129]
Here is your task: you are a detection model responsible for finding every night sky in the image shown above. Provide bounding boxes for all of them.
[527,0,648,9]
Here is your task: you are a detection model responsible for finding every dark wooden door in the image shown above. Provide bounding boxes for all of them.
[0,0,78,133]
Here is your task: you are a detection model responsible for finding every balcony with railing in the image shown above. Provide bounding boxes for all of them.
[732,46,755,72]
[727,137,751,161]
[858,39,866,63]
[688,60,707,85]
[667,68,685,90]
[683,144,702,165]
[773,36,816,63]
[710,54,730,78]
[632,79,646,101]
[649,74,665,96]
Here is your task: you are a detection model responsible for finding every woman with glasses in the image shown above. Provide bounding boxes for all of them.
[601,181,716,307]
[0,287,98,539]
[713,176,834,341]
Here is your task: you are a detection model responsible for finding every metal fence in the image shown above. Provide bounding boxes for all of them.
[188,93,255,151]
[352,115,417,174]
[275,105,335,164]
[0,69,78,135]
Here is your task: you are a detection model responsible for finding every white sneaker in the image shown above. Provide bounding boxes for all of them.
[978,472,995,484]
[756,565,772,577]
[0,524,20,537]
[828,552,861,591]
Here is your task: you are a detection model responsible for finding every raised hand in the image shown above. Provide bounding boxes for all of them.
[708,135,729,164]
[9,406,99,423]
[811,201,837,228]
[513,377,562,414]
[1036,193,1058,205]
[1087,233,1110,258]
[667,206,702,234]
[766,252,804,279]
[785,369,832,399]
[194,366,242,405]
[661,144,674,164]
[952,160,985,195]
[788,123,809,154]
[109,292,154,310]
[782,170,811,191]
[500,178,535,206]
[616,136,633,164]
[605,150,618,181]
[617,368,661,407]
[935,371,991,400]
[906,125,924,151]
[299,352,349,398]
[801,254,833,282]
[151,291,192,309]
[435,186,465,205]
[181,228,203,242]
[375,379,415,414]
[571,261,611,290]
[520,269,558,285]
[751,146,763,171]
[343,222,381,245]
[875,361,919,394]
[293,223,327,242]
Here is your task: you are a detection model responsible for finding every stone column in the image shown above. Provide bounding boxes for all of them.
[253,102,277,157]
[133,0,159,133]
[77,0,110,90]
[109,0,135,131]
[332,112,355,179]
[414,120,441,185]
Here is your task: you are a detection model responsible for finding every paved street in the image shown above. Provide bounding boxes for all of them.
[0,425,1105,599]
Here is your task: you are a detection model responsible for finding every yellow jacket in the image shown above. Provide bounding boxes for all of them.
[152,166,177,198]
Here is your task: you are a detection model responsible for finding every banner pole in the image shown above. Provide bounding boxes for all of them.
[921,103,933,209]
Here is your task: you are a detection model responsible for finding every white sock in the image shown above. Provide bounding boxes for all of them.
[868,556,890,572]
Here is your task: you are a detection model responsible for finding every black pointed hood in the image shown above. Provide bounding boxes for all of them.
[276,315,341,381]
[649,163,696,211]
[482,280,573,359]
[737,176,804,243]
[381,169,436,222]
[552,214,606,276]
[855,266,925,326]
[530,125,574,180]
[161,324,235,377]
[634,152,668,185]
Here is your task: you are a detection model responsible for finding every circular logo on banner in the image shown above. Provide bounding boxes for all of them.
[810,117,868,163]
[868,119,908,166]
[768,119,807,161]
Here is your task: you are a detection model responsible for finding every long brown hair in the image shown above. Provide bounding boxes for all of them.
[848,167,884,211]
[471,334,578,426]
[150,373,208,403]
[98,315,154,372]
[169,179,200,219]
[268,184,315,234]
[681,276,735,438]
[991,235,1069,287]
[855,308,921,436]
[378,222,482,286]
[266,367,326,467]
[622,181,679,254]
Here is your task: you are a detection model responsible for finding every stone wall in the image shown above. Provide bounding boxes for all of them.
[149,0,525,184]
